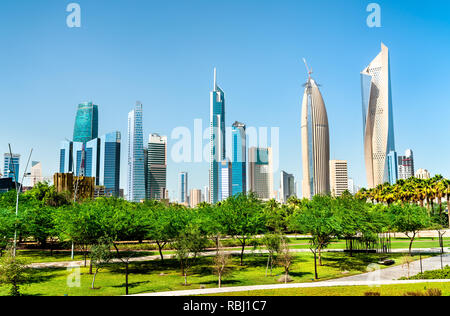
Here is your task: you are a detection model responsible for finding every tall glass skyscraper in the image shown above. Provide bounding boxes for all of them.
[146,134,167,201]
[301,68,330,199]
[179,172,188,204]
[249,147,273,201]
[59,141,73,173]
[361,43,396,188]
[219,160,232,201]
[231,121,246,196]
[73,102,99,143]
[398,149,415,180]
[209,68,226,204]
[100,132,121,197]
[3,153,20,183]
[127,102,146,202]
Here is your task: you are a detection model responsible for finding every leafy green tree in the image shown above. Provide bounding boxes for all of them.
[0,248,30,296]
[290,195,340,277]
[219,193,267,266]
[172,224,208,286]
[0,208,15,257]
[389,204,431,254]
[261,233,282,277]
[90,237,113,290]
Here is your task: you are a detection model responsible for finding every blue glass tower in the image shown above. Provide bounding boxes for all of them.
[209,69,226,204]
[73,102,99,143]
[59,141,73,173]
[127,102,146,202]
[231,121,246,196]
[3,154,20,183]
[179,172,188,204]
[100,132,121,197]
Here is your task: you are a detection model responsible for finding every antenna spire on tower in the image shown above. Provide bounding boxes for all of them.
[303,58,313,79]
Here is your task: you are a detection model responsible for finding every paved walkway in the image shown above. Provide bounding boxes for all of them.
[132,254,450,296]
[28,248,449,269]
[131,279,450,296]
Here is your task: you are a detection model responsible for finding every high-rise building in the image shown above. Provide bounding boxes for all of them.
[189,189,202,208]
[73,102,99,143]
[387,151,398,185]
[30,161,43,187]
[59,141,73,174]
[203,186,210,204]
[209,68,226,204]
[3,153,20,183]
[231,121,247,196]
[329,160,349,197]
[99,132,121,197]
[361,43,396,188]
[147,134,167,201]
[179,172,188,204]
[301,66,330,199]
[398,149,415,180]
[280,171,295,203]
[85,138,101,184]
[127,102,146,202]
[415,168,431,180]
[219,160,232,201]
[249,147,273,200]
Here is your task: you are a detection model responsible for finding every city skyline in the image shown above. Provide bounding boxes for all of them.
[2,1,449,197]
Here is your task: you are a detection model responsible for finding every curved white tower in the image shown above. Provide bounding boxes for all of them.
[361,43,396,188]
[301,64,330,199]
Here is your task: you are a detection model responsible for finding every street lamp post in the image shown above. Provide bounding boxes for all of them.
[8,144,33,258]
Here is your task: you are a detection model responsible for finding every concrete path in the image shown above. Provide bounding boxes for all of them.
[28,248,449,269]
[131,279,450,296]
[131,254,450,296]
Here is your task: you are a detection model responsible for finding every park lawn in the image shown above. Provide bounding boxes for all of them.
[208,282,450,296]
[0,252,413,296]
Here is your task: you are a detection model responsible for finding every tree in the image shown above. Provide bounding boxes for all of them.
[172,224,208,286]
[219,193,267,266]
[0,248,30,296]
[0,208,15,257]
[277,238,293,284]
[389,204,431,255]
[90,237,112,290]
[261,233,282,277]
[291,195,340,269]
[213,238,231,288]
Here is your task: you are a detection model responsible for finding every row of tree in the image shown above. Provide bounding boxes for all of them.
[0,181,448,294]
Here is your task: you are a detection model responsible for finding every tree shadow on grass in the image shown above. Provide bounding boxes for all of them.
[110,281,151,289]
[27,267,66,285]
[322,253,382,272]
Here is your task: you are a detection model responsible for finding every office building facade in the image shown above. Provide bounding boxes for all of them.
[127,102,146,202]
[398,149,415,180]
[249,147,273,200]
[301,70,330,199]
[179,172,188,204]
[231,121,247,196]
[361,43,396,188]
[280,171,295,203]
[73,102,99,143]
[329,160,349,197]
[219,160,232,201]
[209,68,226,204]
[3,153,20,183]
[99,132,121,197]
[147,134,167,200]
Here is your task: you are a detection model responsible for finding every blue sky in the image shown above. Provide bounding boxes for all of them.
[1,0,449,199]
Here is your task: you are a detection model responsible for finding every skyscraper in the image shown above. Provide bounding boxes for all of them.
[3,153,20,183]
[147,134,167,201]
[85,138,101,184]
[387,150,398,185]
[59,140,73,173]
[127,102,146,202]
[219,160,232,201]
[361,43,396,188]
[329,160,349,197]
[179,172,188,204]
[398,149,415,180]
[190,189,202,208]
[249,147,273,201]
[73,102,99,143]
[301,64,330,199]
[30,161,43,187]
[99,132,121,197]
[209,68,226,204]
[231,121,247,196]
[280,171,295,203]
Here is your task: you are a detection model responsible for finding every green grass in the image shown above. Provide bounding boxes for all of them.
[0,252,414,296]
[207,282,450,296]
